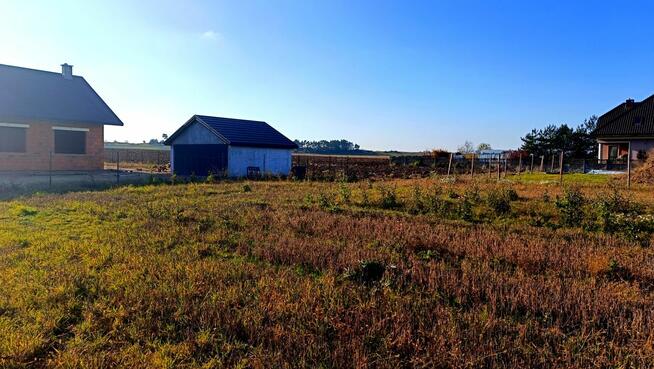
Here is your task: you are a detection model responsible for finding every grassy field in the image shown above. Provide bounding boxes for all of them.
[1,176,654,367]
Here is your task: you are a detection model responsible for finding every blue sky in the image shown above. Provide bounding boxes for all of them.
[2,0,654,151]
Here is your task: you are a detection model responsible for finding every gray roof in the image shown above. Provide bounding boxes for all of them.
[0,64,123,126]
[165,115,298,149]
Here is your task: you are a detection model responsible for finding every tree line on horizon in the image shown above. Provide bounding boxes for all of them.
[294,139,370,154]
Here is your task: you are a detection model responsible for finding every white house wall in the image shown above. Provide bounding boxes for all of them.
[227,146,292,177]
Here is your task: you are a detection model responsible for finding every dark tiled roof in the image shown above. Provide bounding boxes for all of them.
[166,115,298,149]
[593,94,654,137]
[0,64,123,126]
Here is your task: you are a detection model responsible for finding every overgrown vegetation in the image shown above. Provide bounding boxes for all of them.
[1,178,654,368]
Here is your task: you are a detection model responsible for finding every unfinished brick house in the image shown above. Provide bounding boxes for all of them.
[0,63,123,171]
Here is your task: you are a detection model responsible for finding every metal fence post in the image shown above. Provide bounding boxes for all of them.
[497,154,501,180]
[470,153,475,178]
[116,151,120,185]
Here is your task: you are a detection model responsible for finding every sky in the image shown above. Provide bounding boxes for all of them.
[2,0,654,151]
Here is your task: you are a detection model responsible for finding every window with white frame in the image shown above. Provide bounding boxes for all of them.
[0,123,28,153]
[53,127,88,154]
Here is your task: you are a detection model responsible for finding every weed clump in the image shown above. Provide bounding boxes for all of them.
[378,185,399,209]
[486,188,512,215]
[555,186,585,227]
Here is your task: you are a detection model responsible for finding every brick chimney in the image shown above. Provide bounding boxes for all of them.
[61,63,73,80]
[625,98,635,110]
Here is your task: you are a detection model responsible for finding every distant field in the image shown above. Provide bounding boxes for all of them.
[1,176,653,367]
[104,142,170,151]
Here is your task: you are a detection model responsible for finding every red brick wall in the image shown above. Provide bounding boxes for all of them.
[0,122,104,171]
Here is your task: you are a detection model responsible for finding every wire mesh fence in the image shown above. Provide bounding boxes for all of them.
[291,153,642,182]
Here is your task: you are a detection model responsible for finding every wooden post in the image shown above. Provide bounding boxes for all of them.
[559,151,564,185]
[518,155,522,175]
[497,154,501,180]
[627,143,632,189]
[116,151,120,185]
[447,153,453,176]
[540,156,544,172]
[530,154,534,173]
[488,156,492,178]
[470,153,475,178]
[503,157,508,178]
[550,154,555,173]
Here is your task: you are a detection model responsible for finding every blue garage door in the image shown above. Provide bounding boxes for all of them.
[173,144,228,176]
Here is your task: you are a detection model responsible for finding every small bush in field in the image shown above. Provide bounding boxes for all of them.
[592,187,641,233]
[318,192,332,209]
[339,182,352,204]
[378,185,399,209]
[425,186,447,215]
[487,188,511,215]
[408,185,425,215]
[303,193,314,207]
[170,173,178,185]
[463,186,481,204]
[504,187,519,201]
[458,196,474,222]
[555,187,585,227]
[360,186,371,207]
[242,184,252,193]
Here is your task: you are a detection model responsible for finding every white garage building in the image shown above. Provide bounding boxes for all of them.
[164,115,298,177]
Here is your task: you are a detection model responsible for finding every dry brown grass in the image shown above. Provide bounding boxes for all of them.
[1,178,654,367]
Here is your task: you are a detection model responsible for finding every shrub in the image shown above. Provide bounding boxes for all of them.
[555,187,585,227]
[504,188,519,201]
[425,186,447,215]
[463,186,481,204]
[447,188,460,199]
[487,188,511,215]
[360,187,371,207]
[339,182,352,204]
[408,185,425,215]
[378,185,399,209]
[318,192,332,209]
[458,196,474,222]
[592,187,641,233]
[242,184,252,193]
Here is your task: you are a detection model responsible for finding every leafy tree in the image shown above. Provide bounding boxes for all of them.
[477,143,492,151]
[294,139,363,153]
